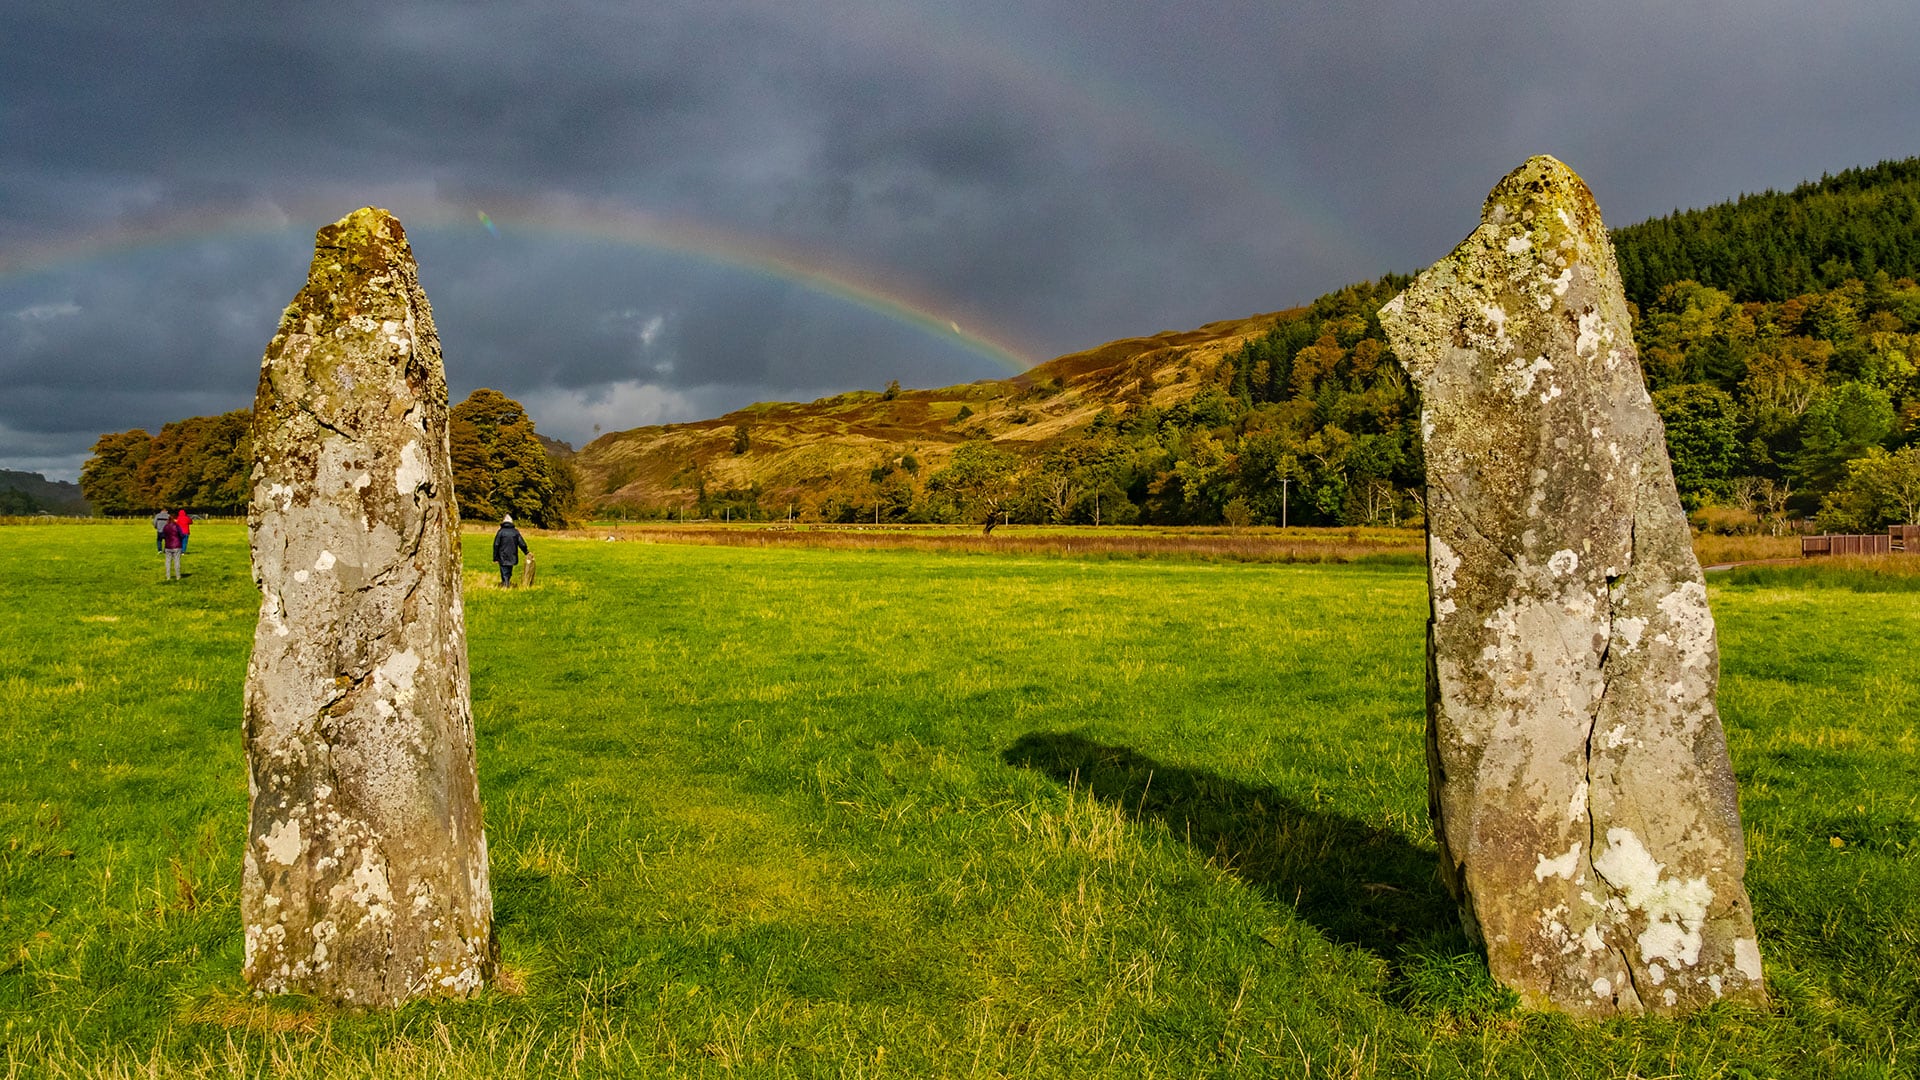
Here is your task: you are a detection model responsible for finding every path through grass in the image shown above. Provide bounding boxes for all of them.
[0,523,1915,1077]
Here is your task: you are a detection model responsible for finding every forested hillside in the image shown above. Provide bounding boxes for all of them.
[1614,158,1920,307]
[76,156,1920,532]
[1609,158,1920,530]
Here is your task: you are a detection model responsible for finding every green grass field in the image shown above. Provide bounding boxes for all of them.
[1,522,1916,1078]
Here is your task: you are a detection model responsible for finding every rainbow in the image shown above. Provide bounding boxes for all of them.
[440,197,1035,373]
[0,196,1037,374]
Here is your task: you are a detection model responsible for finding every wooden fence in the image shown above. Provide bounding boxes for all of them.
[1802,526,1917,556]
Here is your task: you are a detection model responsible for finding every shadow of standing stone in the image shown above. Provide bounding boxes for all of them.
[1003,732,1464,964]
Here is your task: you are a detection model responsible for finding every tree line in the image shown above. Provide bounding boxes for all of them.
[79,389,579,527]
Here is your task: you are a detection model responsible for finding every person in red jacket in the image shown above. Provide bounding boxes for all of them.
[173,508,193,554]
[160,517,184,581]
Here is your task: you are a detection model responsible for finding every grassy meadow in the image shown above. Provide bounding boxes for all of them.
[0,521,1916,1077]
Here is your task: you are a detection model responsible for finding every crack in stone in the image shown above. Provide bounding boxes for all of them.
[300,404,355,443]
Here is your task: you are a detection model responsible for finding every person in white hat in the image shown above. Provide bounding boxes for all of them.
[492,514,530,587]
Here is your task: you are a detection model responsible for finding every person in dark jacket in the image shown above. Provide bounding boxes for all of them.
[153,509,170,552]
[493,515,530,587]
[160,518,184,581]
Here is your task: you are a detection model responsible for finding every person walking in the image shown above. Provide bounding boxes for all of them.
[159,515,184,581]
[173,508,193,554]
[493,514,529,587]
[152,508,170,552]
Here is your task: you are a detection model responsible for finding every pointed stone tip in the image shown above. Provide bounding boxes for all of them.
[315,207,410,253]
[1482,154,1603,236]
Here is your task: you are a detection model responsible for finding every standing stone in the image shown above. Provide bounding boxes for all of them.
[1377,157,1762,1016]
[243,208,493,1005]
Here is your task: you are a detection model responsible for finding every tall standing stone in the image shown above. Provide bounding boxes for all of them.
[243,208,493,1005]
[1377,157,1762,1016]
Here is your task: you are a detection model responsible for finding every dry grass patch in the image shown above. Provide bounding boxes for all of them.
[563,523,1424,564]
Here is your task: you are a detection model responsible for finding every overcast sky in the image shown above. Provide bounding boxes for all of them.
[6,0,1920,480]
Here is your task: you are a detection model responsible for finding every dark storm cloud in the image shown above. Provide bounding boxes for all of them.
[5,0,1920,477]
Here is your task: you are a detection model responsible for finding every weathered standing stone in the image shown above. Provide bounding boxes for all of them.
[243,208,493,1005]
[1377,158,1762,1016]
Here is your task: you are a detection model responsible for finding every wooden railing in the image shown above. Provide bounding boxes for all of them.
[1803,526,1916,556]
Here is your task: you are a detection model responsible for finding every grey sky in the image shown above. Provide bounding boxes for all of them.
[5,0,1919,479]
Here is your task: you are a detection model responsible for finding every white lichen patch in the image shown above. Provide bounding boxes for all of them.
[1431,537,1461,597]
[1591,977,1611,997]
[1613,616,1647,653]
[1548,549,1579,577]
[345,852,395,925]
[293,569,310,584]
[438,962,484,994]
[314,550,337,573]
[310,920,337,967]
[1734,938,1763,980]
[1506,233,1533,254]
[1567,781,1589,824]
[1507,354,1555,399]
[1656,582,1715,669]
[376,648,421,698]
[1575,310,1607,359]
[1592,828,1715,968]
[1534,841,1582,882]
[1480,302,1511,347]
[394,439,428,497]
[261,816,304,866]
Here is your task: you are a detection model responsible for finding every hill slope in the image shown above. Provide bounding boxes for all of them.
[0,469,90,515]
[573,310,1299,516]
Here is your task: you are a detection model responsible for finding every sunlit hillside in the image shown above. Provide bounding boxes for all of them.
[573,310,1299,514]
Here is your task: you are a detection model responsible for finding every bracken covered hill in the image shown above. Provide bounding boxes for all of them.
[573,309,1299,514]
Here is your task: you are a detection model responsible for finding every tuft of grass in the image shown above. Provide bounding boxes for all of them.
[1,521,1916,1077]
